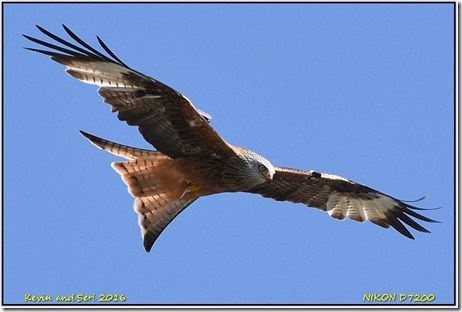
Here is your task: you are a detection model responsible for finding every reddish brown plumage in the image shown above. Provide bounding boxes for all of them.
[25,25,437,252]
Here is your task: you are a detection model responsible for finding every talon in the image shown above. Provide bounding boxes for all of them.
[179,182,201,199]
[187,182,201,192]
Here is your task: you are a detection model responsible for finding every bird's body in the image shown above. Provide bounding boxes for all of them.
[24,25,438,252]
[174,147,275,194]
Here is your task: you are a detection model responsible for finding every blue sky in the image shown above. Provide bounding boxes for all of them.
[4,3,455,306]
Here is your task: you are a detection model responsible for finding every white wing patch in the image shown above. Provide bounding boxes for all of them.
[346,198,367,222]
[326,191,405,228]
[63,60,140,88]
[321,173,350,182]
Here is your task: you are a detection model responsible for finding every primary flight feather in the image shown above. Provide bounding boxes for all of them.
[24,25,438,252]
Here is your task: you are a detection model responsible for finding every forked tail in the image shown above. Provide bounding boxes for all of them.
[80,131,198,252]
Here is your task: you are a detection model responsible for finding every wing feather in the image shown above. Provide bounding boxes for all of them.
[249,166,438,239]
[24,25,235,159]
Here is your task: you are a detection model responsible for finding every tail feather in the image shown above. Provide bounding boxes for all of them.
[81,130,198,252]
[112,155,176,197]
[136,196,197,252]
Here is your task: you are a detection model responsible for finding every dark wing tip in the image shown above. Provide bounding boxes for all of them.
[397,229,420,239]
[143,233,157,253]
[402,194,442,211]
[79,130,106,148]
[402,205,440,224]
[24,25,127,66]
[79,129,93,140]
[401,194,429,203]
[390,198,440,238]
[35,24,47,34]
[96,35,129,68]
[386,215,416,239]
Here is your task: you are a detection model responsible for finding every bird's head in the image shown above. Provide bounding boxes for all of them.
[256,160,275,181]
[242,150,275,185]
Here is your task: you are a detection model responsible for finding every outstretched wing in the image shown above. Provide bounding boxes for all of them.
[23,25,235,159]
[248,167,438,239]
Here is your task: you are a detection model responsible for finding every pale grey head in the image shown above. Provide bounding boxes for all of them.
[238,149,276,189]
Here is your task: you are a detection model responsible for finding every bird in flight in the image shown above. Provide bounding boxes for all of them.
[24,25,438,252]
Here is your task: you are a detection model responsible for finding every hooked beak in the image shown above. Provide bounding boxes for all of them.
[261,171,274,181]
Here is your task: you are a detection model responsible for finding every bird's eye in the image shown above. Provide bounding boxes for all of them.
[259,165,266,172]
